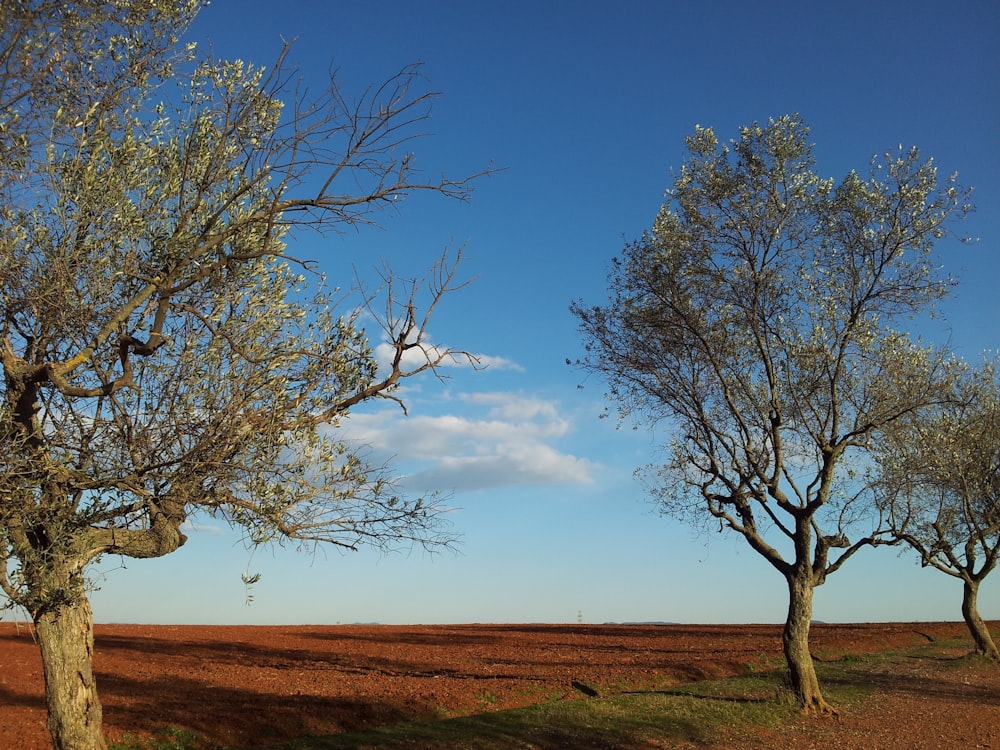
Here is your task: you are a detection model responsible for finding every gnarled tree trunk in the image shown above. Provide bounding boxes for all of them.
[961,578,1000,661]
[34,587,106,750]
[783,574,836,714]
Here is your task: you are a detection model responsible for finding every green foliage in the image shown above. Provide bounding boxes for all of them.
[875,358,1000,574]
[1,0,481,619]
[1,4,485,747]
[572,114,970,574]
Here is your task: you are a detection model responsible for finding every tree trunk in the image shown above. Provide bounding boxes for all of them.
[961,578,1000,660]
[34,592,107,750]
[782,574,836,714]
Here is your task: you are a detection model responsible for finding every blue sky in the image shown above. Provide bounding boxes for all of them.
[74,1,999,626]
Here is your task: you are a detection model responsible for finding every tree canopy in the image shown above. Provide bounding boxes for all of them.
[572,115,970,711]
[874,357,1000,659]
[0,2,486,747]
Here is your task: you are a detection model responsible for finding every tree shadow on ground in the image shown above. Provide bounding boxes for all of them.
[256,703,711,750]
[0,682,44,710]
[819,654,1000,708]
[97,670,440,747]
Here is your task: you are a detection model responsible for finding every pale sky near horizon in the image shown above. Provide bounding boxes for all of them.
[41,0,998,626]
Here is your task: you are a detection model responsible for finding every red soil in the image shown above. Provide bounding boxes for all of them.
[0,621,994,749]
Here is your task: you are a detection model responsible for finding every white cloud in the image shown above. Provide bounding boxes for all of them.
[333,391,597,493]
[408,443,594,492]
[373,340,523,374]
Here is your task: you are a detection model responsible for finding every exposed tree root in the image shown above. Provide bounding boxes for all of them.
[801,696,840,718]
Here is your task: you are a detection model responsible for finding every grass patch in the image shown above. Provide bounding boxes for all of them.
[253,667,870,750]
[109,726,206,750]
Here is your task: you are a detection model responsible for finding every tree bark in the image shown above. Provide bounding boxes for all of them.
[782,574,836,714]
[961,578,1000,661]
[34,592,107,750]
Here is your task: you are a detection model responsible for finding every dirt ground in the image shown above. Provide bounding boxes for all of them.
[0,621,996,749]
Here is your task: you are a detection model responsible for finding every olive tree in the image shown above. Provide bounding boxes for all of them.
[571,116,970,712]
[874,358,1000,660]
[0,2,486,748]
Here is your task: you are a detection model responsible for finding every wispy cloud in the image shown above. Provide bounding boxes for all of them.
[408,443,594,492]
[373,340,524,374]
[335,391,597,493]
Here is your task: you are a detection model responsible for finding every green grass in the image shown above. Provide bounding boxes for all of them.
[251,663,875,750]
[108,726,205,750]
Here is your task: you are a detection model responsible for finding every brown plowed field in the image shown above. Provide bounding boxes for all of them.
[0,621,996,749]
